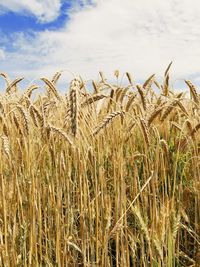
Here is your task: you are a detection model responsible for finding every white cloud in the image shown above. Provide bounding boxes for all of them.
[1,0,200,85]
[0,0,62,23]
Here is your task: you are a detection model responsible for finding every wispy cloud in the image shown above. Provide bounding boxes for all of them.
[1,0,200,84]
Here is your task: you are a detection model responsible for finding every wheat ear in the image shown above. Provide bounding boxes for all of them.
[131,205,150,244]
[51,71,62,85]
[161,100,178,122]
[2,124,10,158]
[6,77,24,94]
[17,105,29,136]
[148,106,163,126]
[185,80,199,104]
[30,105,44,128]
[125,93,137,112]
[69,78,81,136]
[0,72,10,88]
[41,77,60,100]
[190,122,200,137]
[81,94,106,107]
[99,71,106,83]
[143,74,155,89]
[93,111,124,136]
[1,135,10,159]
[49,125,73,145]
[126,72,134,85]
[136,85,147,110]
[140,118,150,147]
[164,61,173,76]
[24,85,39,98]
[163,74,169,96]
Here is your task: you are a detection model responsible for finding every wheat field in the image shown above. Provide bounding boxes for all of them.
[0,65,199,266]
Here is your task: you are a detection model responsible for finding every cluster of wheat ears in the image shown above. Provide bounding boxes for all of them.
[0,64,199,266]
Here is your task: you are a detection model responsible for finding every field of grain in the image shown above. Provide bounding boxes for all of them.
[0,66,199,266]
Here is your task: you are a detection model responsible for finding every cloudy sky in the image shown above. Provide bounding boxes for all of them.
[0,0,200,87]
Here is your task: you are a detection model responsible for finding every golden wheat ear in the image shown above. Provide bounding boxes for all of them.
[92,110,124,136]
[99,71,106,83]
[136,85,147,111]
[0,72,11,88]
[21,84,39,100]
[185,80,199,104]
[164,61,173,77]
[51,71,62,85]
[143,74,155,89]
[162,61,173,96]
[6,77,24,94]
[69,78,81,137]
[41,77,61,100]
[126,72,134,85]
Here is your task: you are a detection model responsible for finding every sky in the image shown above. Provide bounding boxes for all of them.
[0,0,200,90]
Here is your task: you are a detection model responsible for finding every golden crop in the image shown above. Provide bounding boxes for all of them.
[0,66,199,266]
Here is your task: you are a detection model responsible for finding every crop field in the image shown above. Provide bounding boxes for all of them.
[0,65,199,266]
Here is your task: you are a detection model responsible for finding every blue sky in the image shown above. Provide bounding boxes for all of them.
[0,5,67,34]
[0,0,200,91]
